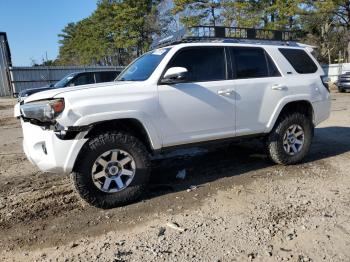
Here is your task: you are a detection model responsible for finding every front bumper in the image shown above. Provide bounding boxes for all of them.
[14,103,21,117]
[21,120,87,174]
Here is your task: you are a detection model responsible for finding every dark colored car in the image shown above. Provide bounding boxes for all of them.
[337,71,350,92]
[18,70,120,100]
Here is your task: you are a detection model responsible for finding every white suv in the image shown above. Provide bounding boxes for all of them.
[14,32,331,208]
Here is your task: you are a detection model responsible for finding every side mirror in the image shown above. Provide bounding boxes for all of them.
[161,67,188,84]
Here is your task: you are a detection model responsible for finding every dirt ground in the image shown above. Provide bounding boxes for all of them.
[0,92,350,262]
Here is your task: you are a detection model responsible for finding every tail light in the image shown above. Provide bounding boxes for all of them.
[320,76,330,92]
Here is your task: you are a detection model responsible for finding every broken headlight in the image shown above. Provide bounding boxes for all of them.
[20,98,65,123]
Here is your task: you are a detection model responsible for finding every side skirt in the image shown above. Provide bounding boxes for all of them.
[155,133,267,155]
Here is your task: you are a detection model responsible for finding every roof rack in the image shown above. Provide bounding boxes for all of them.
[151,26,300,49]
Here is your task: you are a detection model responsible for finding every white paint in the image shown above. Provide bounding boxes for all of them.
[16,42,331,174]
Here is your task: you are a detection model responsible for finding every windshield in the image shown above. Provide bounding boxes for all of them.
[116,48,170,81]
[53,73,77,88]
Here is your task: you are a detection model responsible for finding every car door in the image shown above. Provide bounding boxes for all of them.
[228,47,291,135]
[157,46,236,147]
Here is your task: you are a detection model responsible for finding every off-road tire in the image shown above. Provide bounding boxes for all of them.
[72,132,150,209]
[266,112,314,165]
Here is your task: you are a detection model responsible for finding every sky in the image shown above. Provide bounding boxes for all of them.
[0,0,98,66]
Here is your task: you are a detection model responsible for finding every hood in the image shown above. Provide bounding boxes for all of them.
[23,81,139,103]
[19,86,53,97]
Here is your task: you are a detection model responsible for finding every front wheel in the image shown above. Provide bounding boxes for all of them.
[266,113,314,165]
[72,132,150,209]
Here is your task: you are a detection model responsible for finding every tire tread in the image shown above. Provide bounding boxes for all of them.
[266,112,313,165]
[72,131,150,209]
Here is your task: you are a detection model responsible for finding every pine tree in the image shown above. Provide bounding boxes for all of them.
[57,0,160,65]
[172,0,222,27]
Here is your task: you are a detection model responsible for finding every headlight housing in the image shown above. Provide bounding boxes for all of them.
[20,98,65,123]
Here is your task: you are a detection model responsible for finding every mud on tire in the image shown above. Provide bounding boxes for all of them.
[72,132,150,209]
[266,112,314,165]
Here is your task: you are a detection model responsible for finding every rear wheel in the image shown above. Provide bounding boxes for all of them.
[72,132,150,209]
[266,113,314,165]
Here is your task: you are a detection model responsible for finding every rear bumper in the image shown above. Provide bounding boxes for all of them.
[21,120,87,174]
[312,96,331,126]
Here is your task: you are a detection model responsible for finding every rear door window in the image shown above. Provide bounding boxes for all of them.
[266,54,280,77]
[279,48,318,74]
[230,47,280,79]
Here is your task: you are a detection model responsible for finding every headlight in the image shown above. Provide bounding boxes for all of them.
[20,98,65,123]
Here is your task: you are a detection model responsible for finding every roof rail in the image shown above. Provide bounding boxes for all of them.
[151,26,300,49]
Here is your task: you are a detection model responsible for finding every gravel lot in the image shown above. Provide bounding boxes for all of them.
[0,92,350,261]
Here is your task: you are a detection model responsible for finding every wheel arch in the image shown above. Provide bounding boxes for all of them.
[71,118,158,173]
[266,99,314,132]
[84,118,156,152]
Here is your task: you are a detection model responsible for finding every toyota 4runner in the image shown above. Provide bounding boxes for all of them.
[14,27,331,208]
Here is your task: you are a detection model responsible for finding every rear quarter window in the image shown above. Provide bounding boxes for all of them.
[279,48,318,74]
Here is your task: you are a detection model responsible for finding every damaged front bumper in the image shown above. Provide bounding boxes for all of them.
[14,101,90,174]
[19,118,87,174]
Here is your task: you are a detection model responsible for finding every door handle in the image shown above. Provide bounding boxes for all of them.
[271,84,287,91]
[218,89,234,96]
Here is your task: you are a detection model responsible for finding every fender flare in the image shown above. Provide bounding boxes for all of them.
[72,110,162,150]
[265,94,314,133]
